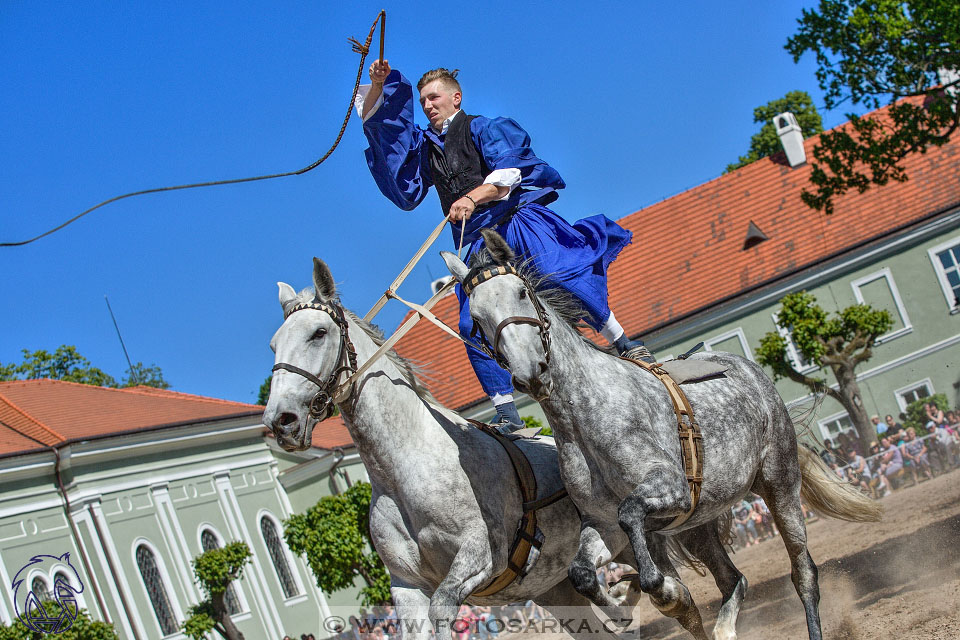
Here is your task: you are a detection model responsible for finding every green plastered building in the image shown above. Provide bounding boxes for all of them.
[0,380,366,639]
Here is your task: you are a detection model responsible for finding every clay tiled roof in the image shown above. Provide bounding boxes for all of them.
[394,115,960,411]
[0,379,356,457]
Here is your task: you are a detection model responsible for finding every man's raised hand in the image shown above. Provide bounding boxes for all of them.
[369,59,391,85]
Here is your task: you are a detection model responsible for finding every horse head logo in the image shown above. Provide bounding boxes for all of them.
[12,553,84,634]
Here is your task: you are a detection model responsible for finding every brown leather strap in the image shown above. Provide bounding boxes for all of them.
[467,419,566,597]
[620,358,704,530]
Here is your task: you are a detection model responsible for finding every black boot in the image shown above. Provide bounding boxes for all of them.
[614,335,656,363]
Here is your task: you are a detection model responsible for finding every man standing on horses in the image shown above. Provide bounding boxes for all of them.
[356,60,652,432]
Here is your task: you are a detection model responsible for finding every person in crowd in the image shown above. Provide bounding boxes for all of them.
[872,415,887,438]
[879,436,907,489]
[750,495,777,539]
[946,410,960,429]
[925,402,946,427]
[826,438,847,462]
[901,426,935,482]
[866,441,893,497]
[474,606,497,640]
[732,499,760,547]
[819,439,839,467]
[884,414,902,437]
[838,430,862,456]
[845,448,873,495]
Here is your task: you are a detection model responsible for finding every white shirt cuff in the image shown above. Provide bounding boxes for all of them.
[355,84,383,121]
[483,168,521,200]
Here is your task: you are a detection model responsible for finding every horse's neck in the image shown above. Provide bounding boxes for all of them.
[338,316,452,475]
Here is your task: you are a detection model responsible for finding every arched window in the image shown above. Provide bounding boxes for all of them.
[260,516,299,598]
[31,576,51,603]
[200,529,242,614]
[52,571,79,617]
[135,545,178,635]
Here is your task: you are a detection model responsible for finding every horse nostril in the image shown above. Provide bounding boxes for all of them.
[538,361,548,377]
[278,412,298,427]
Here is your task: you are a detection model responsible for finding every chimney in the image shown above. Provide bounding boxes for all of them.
[430,275,455,296]
[775,111,806,168]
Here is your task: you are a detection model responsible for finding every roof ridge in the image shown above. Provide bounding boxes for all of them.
[117,385,261,408]
[0,392,66,443]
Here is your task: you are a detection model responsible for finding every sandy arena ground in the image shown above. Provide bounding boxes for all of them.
[504,468,960,640]
[624,468,960,639]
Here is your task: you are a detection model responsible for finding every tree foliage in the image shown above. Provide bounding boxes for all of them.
[786,0,960,213]
[726,91,824,172]
[0,605,117,640]
[182,541,252,640]
[257,375,271,405]
[902,392,950,432]
[0,345,169,389]
[284,482,391,607]
[756,291,893,450]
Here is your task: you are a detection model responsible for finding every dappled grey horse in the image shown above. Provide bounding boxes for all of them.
[443,230,883,640]
[263,258,650,640]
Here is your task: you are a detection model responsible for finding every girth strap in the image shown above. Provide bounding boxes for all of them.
[467,419,566,597]
[620,357,705,531]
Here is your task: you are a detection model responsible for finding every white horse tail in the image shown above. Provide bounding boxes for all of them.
[797,445,883,522]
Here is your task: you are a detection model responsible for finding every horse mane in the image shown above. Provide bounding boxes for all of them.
[290,288,439,405]
[466,247,609,353]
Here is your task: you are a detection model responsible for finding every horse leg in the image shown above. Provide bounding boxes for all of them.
[391,582,433,640]
[566,521,632,625]
[608,548,644,607]
[674,521,748,640]
[535,578,624,640]
[618,474,708,640]
[428,538,494,638]
[756,438,822,639]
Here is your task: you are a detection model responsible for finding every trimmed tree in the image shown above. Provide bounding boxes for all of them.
[756,291,893,452]
[0,606,117,640]
[284,482,391,607]
[786,0,960,213]
[182,542,252,640]
[725,91,824,172]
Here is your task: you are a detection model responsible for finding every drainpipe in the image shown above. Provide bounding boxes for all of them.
[327,447,346,495]
[50,446,111,628]
[86,501,142,640]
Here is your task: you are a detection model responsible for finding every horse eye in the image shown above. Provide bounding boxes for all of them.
[519,288,527,300]
[311,328,327,341]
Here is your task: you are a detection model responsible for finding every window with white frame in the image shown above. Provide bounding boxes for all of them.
[135,545,179,635]
[894,379,934,412]
[927,236,960,311]
[260,516,300,598]
[771,315,817,373]
[53,570,81,617]
[818,413,856,443]
[704,328,754,361]
[850,268,911,343]
[31,576,51,603]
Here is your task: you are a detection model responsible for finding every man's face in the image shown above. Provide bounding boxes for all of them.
[871,416,880,425]
[419,80,461,129]
[881,438,890,448]
[886,415,895,426]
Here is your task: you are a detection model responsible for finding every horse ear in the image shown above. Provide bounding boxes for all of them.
[480,229,515,264]
[277,282,297,307]
[440,251,469,282]
[312,257,337,300]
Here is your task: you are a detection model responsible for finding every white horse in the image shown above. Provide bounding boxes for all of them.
[263,258,646,640]
[442,231,883,640]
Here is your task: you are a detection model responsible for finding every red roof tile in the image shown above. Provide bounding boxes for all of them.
[393,111,960,410]
[0,379,356,456]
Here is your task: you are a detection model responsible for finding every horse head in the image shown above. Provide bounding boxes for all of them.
[442,229,554,401]
[264,257,353,451]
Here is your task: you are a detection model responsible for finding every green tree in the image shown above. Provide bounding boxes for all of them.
[522,415,551,436]
[284,482,391,607]
[725,91,824,172]
[755,291,893,452]
[786,0,960,213]
[902,393,950,433]
[0,345,169,389]
[182,541,252,640]
[0,605,117,640]
[257,375,271,405]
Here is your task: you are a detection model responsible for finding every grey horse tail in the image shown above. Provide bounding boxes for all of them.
[797,446,884,522]
[661,512,734,577]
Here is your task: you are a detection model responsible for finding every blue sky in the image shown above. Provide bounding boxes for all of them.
[0,2,844,403]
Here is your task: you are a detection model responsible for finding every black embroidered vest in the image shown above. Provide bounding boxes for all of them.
[428,113,491,215]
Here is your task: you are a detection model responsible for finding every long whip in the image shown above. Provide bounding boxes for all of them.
[1,11,387,248]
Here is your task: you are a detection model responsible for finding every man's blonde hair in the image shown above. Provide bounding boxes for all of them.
[417,68,461,93]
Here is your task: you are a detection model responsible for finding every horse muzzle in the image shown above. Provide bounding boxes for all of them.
[264,408,313,451]
[512,361,553,401]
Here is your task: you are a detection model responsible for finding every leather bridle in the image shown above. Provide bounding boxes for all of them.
[272,299,358,420]
[462,265,551,369]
